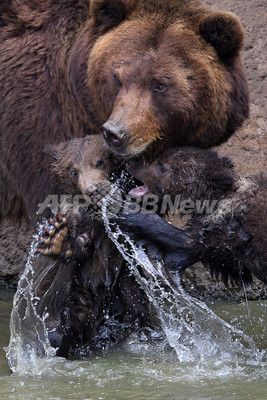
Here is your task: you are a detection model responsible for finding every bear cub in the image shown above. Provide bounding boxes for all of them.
[116,147,267,285]
[39,134,116,258]
[33,135,148,357]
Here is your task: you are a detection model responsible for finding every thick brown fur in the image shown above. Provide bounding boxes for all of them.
[0,0,248,222]
[31,136,148,357]
[33,214,148,357]
[118,148,267,285]
[44,135,115,198]
[127,147,236,203]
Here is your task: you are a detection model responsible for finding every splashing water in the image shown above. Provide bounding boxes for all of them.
[103,175,266,364]
[5,226,57,374]
[5,172,266,375]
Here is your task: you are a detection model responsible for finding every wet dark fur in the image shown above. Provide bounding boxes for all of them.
[0,0,248,223]
[34,214,148,357]
[29,137,148,357]
[117,148,267,285]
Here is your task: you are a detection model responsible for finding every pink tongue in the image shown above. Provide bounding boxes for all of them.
[128,185,149,197]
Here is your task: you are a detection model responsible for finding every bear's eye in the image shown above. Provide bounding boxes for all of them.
[158,163,167,173]
[96,159,104,168]
[113,74,122,88]
[152,82,168,93]
[70,168,79,179]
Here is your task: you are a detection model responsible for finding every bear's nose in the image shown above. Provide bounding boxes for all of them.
[102,122,127,148]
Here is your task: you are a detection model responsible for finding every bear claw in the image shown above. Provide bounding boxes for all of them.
[37,214,69,258]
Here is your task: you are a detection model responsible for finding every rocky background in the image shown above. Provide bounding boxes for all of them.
[0,0,266,299]
[183,0,267,299]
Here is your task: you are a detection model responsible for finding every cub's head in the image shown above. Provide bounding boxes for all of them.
[127,147,235,201]
[44,135,115,197]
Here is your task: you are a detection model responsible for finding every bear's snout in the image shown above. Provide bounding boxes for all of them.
[102,121,128,150]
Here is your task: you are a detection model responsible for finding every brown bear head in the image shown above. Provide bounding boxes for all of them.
[68,0,249,158]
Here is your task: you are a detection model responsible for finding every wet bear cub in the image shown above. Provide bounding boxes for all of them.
[34,135,148,357]
[117,147,267,285]
[39,134,116,259]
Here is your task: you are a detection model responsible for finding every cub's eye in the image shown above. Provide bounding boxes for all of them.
[152,82,168,93]
[113,74,122,88]
[158,163,167,173]
[96,159,104,168]
[70,168,78,179]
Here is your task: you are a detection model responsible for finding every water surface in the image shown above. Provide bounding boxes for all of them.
[1,291,266,400]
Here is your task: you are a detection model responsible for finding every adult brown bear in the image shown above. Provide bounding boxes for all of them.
[0,0,248,223]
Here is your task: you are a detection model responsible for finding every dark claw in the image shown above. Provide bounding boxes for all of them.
[37,214,69,258]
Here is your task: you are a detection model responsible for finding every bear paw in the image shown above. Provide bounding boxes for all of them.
[37,214,72,259]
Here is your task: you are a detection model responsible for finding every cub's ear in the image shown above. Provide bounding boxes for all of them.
[199,11,245,60]
[90,0,134,33]
[43,144,61,161]
[207,170,234,194]
[221,156,234,170]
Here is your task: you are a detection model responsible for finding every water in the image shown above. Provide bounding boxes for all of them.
[1,291,266,399]
[1,176,266,398]
[103,219,261,364]
[5,233,58,372]
[103,182,266,363]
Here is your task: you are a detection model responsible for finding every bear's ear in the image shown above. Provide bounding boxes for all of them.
[199,11,245,60]
[90,0,134,33]
[43,144,61,161]
[221,156,235,170]
[208,170,235,194]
